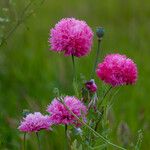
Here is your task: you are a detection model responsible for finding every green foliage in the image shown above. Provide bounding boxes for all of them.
[134,130,143,150]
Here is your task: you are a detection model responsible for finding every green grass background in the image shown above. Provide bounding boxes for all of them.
[0,0,150,149]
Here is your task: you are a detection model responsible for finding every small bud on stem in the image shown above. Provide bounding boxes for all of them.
[96,27,105,40]
[91,27,105,78]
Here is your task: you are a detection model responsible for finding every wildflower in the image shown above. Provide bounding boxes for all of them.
[47,96,87,126]
[18,112,51,132]
[85,79,97,93]
[49,18,93,57]
[96,53,138,86]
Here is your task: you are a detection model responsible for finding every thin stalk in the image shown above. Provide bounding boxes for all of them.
[72,55,76,81]
[107,87,121,110]
[60,100,126,150]
[23,133,26,150]
[94,108,104,131]
[0,0,46,48]
[36,132,41,150]
[96,86,113,130]
[71,55,78,96]
[98,86,113,108]
[91,39,101,78]
[0,0,34,47]
[65,125,70,150]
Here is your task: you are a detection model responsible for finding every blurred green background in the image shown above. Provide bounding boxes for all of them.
[0,0,150,149]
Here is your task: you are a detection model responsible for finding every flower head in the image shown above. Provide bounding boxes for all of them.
[18,112,51,132]
[96,54,138,86]
[49,18,93,57]
[85,79,97,93]
[47,96,87,126]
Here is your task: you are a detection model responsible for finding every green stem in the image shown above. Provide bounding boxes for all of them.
[98,86,113,108]
[96,86,113,130]
[60,100,126,150]
[107,87,121,110]
[36,132,41,150]
[94,108,104,131]
[72,55,76,81]
[23,133,26,150]
[91,39,101,78]
[65,125,70,150]
[71,55,78,96]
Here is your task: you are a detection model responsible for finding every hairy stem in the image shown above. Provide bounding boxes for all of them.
[60,99,126,150]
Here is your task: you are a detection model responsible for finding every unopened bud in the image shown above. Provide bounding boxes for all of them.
[96,27,104,39]
[85,79,97,93]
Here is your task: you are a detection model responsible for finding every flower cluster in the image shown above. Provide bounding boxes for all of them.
[18,17,138,150]
[18,112,51,132]
[18,96,87,132]
[96,54,138,86]
[47,96,87,126]
[49,18,93,57]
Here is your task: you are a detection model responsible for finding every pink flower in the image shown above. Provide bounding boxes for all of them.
[18,112,51,132]
[49,18,93,57]
[96,54,138,86]
[85,79,97,93]
[47,96,87,126]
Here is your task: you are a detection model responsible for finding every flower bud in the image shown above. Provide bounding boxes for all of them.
[96,27,104,39]
[85,79,97,93]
